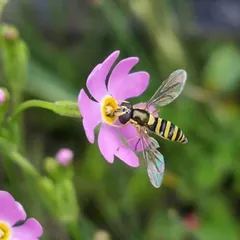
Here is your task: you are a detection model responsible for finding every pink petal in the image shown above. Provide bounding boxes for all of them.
[98,124,139,167]
[0,191,26,226]
[115,145,139,167]
[98,124,121,163]
[78,89,102,143]
[0,88,6,104]
[108,57,149,100]
[15,202,27,221]
[108,57,138,97]
[87,51,120,102]
[119,124,143,152]
[12,218,43,240]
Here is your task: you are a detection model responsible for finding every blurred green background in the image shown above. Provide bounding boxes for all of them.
[0,0,240,239]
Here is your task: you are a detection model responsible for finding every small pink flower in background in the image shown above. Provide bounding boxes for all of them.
[0,191,43,239]
[0,88,6,104]
[183,213,200,231]
[78,50,150,167]
[55,148,74,166]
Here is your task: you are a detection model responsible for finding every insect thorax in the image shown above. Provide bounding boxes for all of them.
[131,109,149,126]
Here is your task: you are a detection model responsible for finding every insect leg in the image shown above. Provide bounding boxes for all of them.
[126,136,140,143]
[110,123,124,128]
[134,138,141,151]
[133,126,145,151]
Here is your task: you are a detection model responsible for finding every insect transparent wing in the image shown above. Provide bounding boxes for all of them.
[147,69,187,108]
[138,131,165,188]
[147,159,164,188]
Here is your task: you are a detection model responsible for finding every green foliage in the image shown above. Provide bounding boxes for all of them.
[203,44,240,92]
[0,87,9,124]
[0,1,240,239]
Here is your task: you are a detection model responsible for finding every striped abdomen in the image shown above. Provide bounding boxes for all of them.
[148,117,188,144]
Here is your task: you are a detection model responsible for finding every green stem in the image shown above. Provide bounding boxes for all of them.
[0,137,40,178]
[0,0,8,17]
[8,100,81,126]
[8,151,39,177]
[67,221,82,240]
[8,100,56,123]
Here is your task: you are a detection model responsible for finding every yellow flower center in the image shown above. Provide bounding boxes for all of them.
[101,96,119,124]
[0,222,11,240]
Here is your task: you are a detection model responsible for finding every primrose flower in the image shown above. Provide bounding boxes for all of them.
[55,148,74,166]
[78,50,149,167]
[0,191,43,239]
[0,88,6,104]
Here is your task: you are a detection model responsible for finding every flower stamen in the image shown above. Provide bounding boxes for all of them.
[0,230,3,238]
[105,105,114,115]
[0,222,11,240]
[101,96,119,124]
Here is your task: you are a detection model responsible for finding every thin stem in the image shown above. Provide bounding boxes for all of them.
[67,221,82,240]
[8,100,56,123]
[0,137,40,178]
[9,151,39,177]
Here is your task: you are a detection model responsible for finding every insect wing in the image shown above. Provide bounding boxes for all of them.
[147,69,187,108]
[139,133,165,188]
[147,156,165,188]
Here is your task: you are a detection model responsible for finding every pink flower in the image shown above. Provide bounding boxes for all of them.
[78,50,149,167]
[183,213,200,231]
[0,89,6,104]
[0,191,43,239]
[55,148,74,166]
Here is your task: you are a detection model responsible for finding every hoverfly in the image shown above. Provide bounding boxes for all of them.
[114,70,188,188]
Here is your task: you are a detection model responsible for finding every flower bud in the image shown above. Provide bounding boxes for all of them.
[2,24,19,41]
[0,88,6,104]
[55,148,74,166]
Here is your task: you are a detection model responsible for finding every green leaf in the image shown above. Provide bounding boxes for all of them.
[0,0,8,17]
[197,196,238,240]
[203,45,240,92]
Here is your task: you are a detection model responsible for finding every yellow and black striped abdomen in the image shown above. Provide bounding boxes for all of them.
[148,117,188,144]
